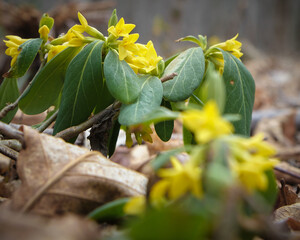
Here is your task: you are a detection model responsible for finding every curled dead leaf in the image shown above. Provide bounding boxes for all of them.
[9,126,148,216]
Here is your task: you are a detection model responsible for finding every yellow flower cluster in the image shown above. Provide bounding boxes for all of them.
[124,103,278,214]
[48,12,103,62]
[227,134,278,192]
[206,34,243,74]
[150,156,202,207]
[3,36,28,66]
[181,101,233,143]
[107,18,162,74]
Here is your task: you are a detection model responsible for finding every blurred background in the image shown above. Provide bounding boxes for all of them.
[1,0,299,58]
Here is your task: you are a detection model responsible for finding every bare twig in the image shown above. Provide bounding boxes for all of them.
[0,144,18,160]
[0,139,22,151]
[160,73,178,83]
[37,110,58,133]
[0,121,24,145]
[55,102,121,141]
[274,166,300,180]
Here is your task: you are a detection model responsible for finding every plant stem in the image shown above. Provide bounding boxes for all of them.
[0,61,45,121]
[160,73,178,83]
[55,102,121,141]
[37,110,58,133]
[191,93,204,107]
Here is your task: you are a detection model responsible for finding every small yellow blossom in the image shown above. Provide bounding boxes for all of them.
[125,41,162,74]
[39,25,50,41]
[212,34,243,59]
[124,195,146,215]
[181,101,233,144]
[3,35,28,66]
[108,17,135,38]
[230,156,278,192]
[118,33,139,60]
[47,45,68,62]
[225,133,278,192]
[150,157,202,207]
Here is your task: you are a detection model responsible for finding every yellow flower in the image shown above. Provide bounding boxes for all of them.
[213,34,243,59]
[118,33,139,60]
[230,156,278,192]
[125,41,162,74]
[39,25,50,41]
[150,157,202,206]
[124,195,146,215]
[3,35,28,66]
[181,101,233,144]
[108,17,135,38]
[225,133,278,192]
[47,45,68,62]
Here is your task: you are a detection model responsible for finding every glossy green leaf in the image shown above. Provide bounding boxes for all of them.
[104,50,140,104]
[142,107,180,124]
[19,47,81,114]
[4,38,42,78]
[154,100,174,142]
[87,197,130,222]
[162,47,205,102]
[53,41,104,135]
[220,50,255,136]
[118,75,163,126]
[0,78,19,123]
[94,82,115,114]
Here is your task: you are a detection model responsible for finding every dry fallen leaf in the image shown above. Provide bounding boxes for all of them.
[274,203,300,231]
[0,209,101,240]
[9,126,148,216]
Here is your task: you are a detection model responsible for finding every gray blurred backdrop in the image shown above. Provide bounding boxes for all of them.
[1,0,300,58]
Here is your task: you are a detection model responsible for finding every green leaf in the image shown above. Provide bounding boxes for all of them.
[177,35,202,46]
[162,47,205,102]
[142,107,180,124]
[87,197,130,222]
[104,50,140,104]
[220,50,255,136]
[154,100,174,142]
[0,78,19,123]
[53,41,104,135]
[151,147,185,171]
[118,75,163,126]
[94,82,115,114]
[4,38,43,78]
[19,47,81,114]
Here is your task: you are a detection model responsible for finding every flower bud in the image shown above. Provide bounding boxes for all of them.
[39,13,54,30]
[108,9,118,28]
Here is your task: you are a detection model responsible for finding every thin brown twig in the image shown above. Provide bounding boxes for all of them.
[274,166,300,180]
[55,102,121,141]
[0,144,18,160]
[160,72,178,83]
[0,121,24,145]
[37,109,58,133]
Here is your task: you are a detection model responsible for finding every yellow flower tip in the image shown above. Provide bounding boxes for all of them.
[108,17,135,38]
[39,25,50,40]
[124,195,146,215]
[77,11,88,27]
